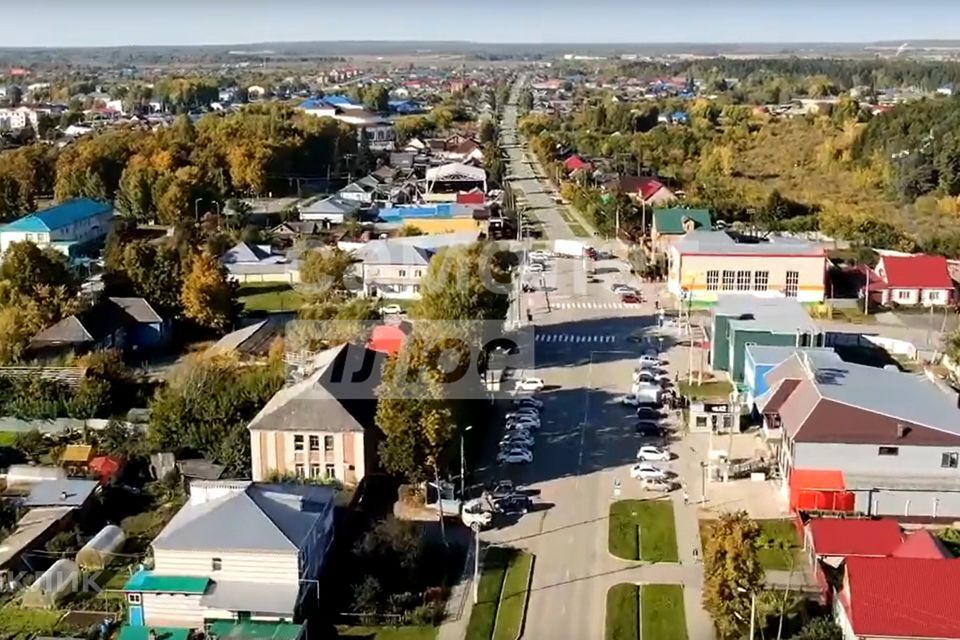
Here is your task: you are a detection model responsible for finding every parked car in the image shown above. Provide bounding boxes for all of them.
[610,282,629,292]
[498,449,533,464]
[461,499,494,528]
[635,422,665,437]
[621,293,640,304]
[636,445,670,461]
[526,262,544,273]
[529,250,552,261]
[629,463,667,480]
[516,378,545,392]
[494,495,532,515]
[640,478,675,493]
[489,480,520,500]
[637,355,661,368]
[513,397,543,409]
[380,304,404,315]
[636,407,662,419]
[506,408,539,419]
[501,434,535,447]
[505,417,539,428]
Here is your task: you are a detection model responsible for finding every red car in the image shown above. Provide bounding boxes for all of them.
[621,293,640,304]
[585,247,598,260]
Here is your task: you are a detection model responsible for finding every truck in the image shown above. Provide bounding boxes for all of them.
[554,239,589,257]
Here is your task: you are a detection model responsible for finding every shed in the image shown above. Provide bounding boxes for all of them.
[77,524,125,570]
[60,444,94,473]
[22,558,79,608]
[5,465,66,487]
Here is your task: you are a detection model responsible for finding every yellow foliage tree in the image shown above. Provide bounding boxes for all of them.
[180,251,237,332]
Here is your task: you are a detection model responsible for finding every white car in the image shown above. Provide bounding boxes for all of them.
[506,408,539,418]
[380,304,404,315]
[637,446,670,462]
[498,449,533,464]
[621,395,641,406]
[506,419,540,431]
[501,434,534,448]
[630,463,667,480]
[516,378,545,392]
[637,355,661,369]
[526,262,544,273]
[529,250,551,261]
[513,397,543,409]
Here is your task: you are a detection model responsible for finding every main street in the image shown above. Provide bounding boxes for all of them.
[468,79,716,640]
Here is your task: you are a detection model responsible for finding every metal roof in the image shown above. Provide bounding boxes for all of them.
[123,570,210,594]
[200,579,299,616]
[151,481,335,554]
[23,479,98,508]
[652,208,712,235]
[1,198,112,233]
[716,296,819,334]
[674,229,823,256]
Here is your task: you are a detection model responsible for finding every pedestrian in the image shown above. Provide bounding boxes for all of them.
[655,300,660,311]
[683,489,690,505]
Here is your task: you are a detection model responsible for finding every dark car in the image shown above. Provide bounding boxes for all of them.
[635,421,666,437]
[494,495,532,515]
[621,293,640,304]
[610,282,627,292]
[636,407,662,419]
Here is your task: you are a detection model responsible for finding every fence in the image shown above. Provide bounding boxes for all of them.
[0,367,87,387]
[0,418,143,435]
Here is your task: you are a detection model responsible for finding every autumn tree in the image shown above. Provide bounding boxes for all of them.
[0,241,77,298]
[118,240,186,315]
[180,251,238,332]
[702,512,765,639]
[478,118,497,144]
[298,247,356,302]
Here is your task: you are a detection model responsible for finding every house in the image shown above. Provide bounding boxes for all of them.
[299,99,394,150]
[338,176,387,205]
[210,318,283,360]
[0,198,114,256]
[710,297,824,384]
[744,345,839,406]
[270,220,326,241]
[562,155,591,173]
[869,254,954,307]
[355,232,478,299]
[605,177,679,212]
[668,230,826,304]
[375,203,487,235]
[119,480,329,637]
[28,296,168,357]
[650,208,712,254]
[387,99,425,115]
[247,343,386,484]
[22,478,99,510]
[761,350,960,518]
[219,241,298,284]
[835,557,960,640]
[424,163,486,202]
[804,518,905,567]
[367,323,409,356]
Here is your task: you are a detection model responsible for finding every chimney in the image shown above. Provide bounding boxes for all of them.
[896,424,909,439]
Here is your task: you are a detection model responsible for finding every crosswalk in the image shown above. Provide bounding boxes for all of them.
[553,302,640,310]
[535,334,617,343]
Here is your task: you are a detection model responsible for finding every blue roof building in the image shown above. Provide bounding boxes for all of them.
[0,198,114,256]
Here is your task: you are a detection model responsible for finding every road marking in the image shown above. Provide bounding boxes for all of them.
[554,302,641,310]
[535,334,616,343]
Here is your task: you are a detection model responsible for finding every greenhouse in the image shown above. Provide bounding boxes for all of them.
[77,524,125,570]
[22,558,79,608]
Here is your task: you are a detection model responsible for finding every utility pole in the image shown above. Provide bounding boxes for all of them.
[472,524,481,603]
[434,463,448,549]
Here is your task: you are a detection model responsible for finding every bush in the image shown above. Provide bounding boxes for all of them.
[408,601,446,626]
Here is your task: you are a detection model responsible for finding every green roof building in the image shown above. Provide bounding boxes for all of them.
[651,208,713,255]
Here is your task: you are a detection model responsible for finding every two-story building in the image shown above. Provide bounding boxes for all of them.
[355,232,479,300]
[0,198,114,256]
[759,350,960,518]
[668,230,826,304]
[248,343,386,485]
[120,480,333,639]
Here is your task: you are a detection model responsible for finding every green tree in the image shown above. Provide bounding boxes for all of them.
[375,337,455,483]
[0,241,77,298]
[702,512,765,640]
[362,85,390,113]
[120,240,186,315]
[299,247,356,302]
[518,89,533,114]
[478,118,497,144]
[411,242,511,322]
[180,251,238,332]
[794,618,843,640]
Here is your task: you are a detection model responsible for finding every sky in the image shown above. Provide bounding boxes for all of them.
[5,0,960,47]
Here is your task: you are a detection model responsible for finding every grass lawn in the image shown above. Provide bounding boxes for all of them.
[0,606,64,637]
[492,552,534,640]
[677,380,733,400]
[641,585,688,640]
[237,282,304,313]
[465,547,510,640]
[336,626,438,640]
[605,583,639,640]
[609,500,679,563]
[699,518,801,570]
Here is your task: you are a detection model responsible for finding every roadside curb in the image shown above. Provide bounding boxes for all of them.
[515,553,535,640]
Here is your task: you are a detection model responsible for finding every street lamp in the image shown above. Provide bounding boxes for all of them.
[460,425,473,498]
[194,198,203,222]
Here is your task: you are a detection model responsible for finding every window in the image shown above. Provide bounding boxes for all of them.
[325,464,336,479]
[211,557,222,571]
[415,270,422,278]
[695,416,708,428]
[412,284,421,293]
[942,452,959,468]
[127,593,142,604]
[785,271,799,298]
[310,464,322,478]
[878,446,899,456]
[753,271,769,291]
[929,290,943,301]
[398,269,407,277]
[896,290,912,301]
[309,435,320,451]
[324,435,334,452]
[721,270,735,291]
[295,463,305,478]
[736,270,751,291]
[706,270,719,291]
[294,435,304,451]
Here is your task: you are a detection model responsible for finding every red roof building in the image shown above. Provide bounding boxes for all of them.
[456,188,486,205]
[892,529,950,559]
[837,557,960,639]
[562,155,591,173]
[89,455,123,484]
[871,254,954,307]
[805,518,903,563]
[367,324,408,356]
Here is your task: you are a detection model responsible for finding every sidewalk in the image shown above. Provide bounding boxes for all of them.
[437,541,476,640]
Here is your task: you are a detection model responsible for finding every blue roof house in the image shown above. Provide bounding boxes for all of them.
[0,198,114,257]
